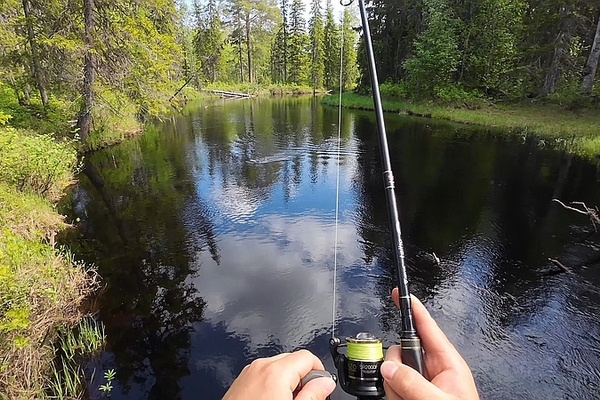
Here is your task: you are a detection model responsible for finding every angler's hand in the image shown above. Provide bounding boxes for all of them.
[222,349,336,400]
[381,289,479,400]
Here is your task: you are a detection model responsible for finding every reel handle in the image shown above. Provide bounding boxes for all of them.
[295,370,336,400]
[299,369,336,388]
[400,337,424,375]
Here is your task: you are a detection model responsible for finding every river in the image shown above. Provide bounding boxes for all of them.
[62,96,600,399]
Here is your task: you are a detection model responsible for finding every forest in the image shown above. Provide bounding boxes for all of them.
[1,0,597,148]
[0,0,599,398]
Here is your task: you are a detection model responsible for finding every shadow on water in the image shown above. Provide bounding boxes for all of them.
[61,97,600,399]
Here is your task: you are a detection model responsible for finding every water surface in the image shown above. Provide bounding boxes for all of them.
[63,97,600,399]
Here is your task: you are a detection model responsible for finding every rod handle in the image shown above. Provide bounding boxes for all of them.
[400,337,424,375]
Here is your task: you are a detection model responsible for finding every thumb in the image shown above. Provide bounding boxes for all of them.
[294,376,336,400]
[381,360,444,400]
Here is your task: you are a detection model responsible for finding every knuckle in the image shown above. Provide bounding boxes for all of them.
[249,357,268,371]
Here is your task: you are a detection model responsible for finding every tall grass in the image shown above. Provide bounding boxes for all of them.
[0,121,103,398]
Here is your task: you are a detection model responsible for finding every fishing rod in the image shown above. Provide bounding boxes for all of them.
[328,0,424,398]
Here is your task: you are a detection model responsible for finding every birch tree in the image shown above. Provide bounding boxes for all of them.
[581,11,600,95]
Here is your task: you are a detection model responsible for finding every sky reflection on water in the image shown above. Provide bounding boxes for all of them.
[64,97,600,400]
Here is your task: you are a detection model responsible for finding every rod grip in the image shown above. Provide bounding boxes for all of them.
[400,337,424,375]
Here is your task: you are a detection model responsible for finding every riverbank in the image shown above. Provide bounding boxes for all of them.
[201,82,328,96]
[0,126,103,397]
[322,93,600,158]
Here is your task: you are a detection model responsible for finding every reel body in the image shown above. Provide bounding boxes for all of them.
[330,333,385,399]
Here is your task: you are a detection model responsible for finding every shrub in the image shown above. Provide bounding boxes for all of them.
[380,82,409,99]
[0,127,79,200]
[434,84,484,108]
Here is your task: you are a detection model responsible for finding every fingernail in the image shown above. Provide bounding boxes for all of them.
[380,361,399,380]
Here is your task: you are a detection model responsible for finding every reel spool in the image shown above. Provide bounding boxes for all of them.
[330,332,385,399]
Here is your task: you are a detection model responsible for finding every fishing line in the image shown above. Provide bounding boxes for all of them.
[328,1,424,398]
[332,7,346,340]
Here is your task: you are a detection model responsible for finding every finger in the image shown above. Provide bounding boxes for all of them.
[391,289,458,357]
[409,295,459,357]
[392,288,401,308]
[272,349,326,391]
[294,376,336,400]
[385,345,402,362]
[381,360,445,400]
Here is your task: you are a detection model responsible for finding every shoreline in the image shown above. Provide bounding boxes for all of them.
[322,93,600,158]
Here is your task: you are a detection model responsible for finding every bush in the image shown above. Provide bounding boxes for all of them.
[434,84,484,108]
[0,82,73,135]
[380,82,409,99]
[0,127,79,200]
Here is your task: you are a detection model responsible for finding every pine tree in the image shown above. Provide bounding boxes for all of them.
[194,0,225,83]
[323,0,340,89]
[340,8,358,91]
[288,0,309,84]
[308,0,325,90]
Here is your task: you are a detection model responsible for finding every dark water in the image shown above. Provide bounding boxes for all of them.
[62,97,600,400]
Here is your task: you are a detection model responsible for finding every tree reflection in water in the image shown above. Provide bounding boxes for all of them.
[61,97,600,400]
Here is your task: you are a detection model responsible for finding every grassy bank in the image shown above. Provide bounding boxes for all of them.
[0,125,104,398]
[202,81,327,96]
[322,93,600,157]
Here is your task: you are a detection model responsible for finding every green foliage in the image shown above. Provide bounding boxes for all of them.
[0,127,78,199]
[99,369,116,397]
[308,0,325,89]
[0,182,101,398]
[380,81,409,99]
[434,84,484,107]
[287,0,309,85]
[322,0,340,89]
[193,0,225,83]
[452,0,525,94]
[0,82,73,135]
[85,86,141,152]
[48,317,106,399]
[403,0,460,96]
[362,0,598,102]
[340,8,359,91]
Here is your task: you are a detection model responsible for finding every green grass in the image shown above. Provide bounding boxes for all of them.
[323,93,600,157]
[0,124,102,398]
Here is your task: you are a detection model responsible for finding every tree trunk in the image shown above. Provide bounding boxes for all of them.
[76,0,95,143]
[542,43,563,96]
[541,5,570,97]
[21,0,48,108]
[236,13,244,82]
[245,14,253,84]
[581,12,600,95]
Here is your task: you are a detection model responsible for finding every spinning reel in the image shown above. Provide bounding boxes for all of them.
[330,333,385,399]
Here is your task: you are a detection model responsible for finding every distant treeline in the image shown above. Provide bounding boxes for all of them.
[184,0,359,91]
[361,0,600,101]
